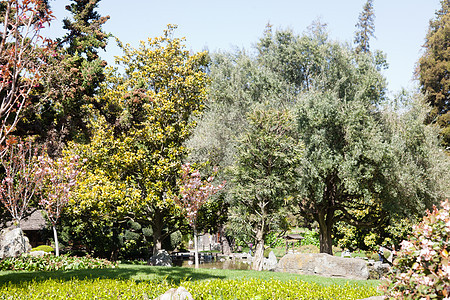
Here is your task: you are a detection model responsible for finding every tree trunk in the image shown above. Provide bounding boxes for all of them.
[152,211,163,256]
[194,225,199,269]
[317,208,334,255]
[219,226,231,255]
[52,225,60,256]
[252,228,265,271]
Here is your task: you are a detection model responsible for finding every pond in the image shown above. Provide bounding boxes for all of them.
[173,258,251,270]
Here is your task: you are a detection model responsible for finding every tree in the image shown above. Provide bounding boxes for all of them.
[295,64,449,254]
[68,25,209,257]
[39,153,82,256]
[230,108,303,270]
[417,0,450,148]
[175,163,224,268]
[354,0,375,54]
[16,0,110,155]
[0,138,45,250]
[0,0,53,149]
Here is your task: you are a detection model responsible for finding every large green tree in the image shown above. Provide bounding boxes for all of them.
[230,108,303,270]
[68,25,209,257]
[417,0,450,149]
[16,0,110,155]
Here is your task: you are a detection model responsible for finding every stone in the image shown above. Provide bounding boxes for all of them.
[0,227,32,259]
[263,251,278,270]
[149,249,173,266]
[153,287,193,300]
[275,253,369,280]
[368,262,391,280]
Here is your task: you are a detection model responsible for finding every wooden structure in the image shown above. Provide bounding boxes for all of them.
[6,210,47,247]
[283,234,304,254]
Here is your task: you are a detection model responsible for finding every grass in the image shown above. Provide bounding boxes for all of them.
[0,263,380,286]
[0,264,381,299]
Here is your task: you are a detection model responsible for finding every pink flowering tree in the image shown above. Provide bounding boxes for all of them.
[0,0,53,150]
[176,163,225,268]
[38,154,82,256]
[383,199,450,299]
[0,138,45,250]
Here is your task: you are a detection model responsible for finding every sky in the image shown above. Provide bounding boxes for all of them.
[45,0,441,94]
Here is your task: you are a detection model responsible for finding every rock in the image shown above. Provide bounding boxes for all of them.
[149,249,173,266]
[263,251,278,270]
[275,253,369,280]
[0,227,32,259]
[153,287,193,300]
[368,262,391,279]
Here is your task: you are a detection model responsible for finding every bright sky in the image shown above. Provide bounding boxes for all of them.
[46,0,441,94]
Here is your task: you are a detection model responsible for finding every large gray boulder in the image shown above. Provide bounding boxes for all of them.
[153,287,193,300]
[275,253,369,280]
[149,249,173,266]
[0,227,32,258]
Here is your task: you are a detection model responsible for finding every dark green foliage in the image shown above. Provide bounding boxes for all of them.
[417,0,450,148]
[16,0,110,154]
[354,0,375,54]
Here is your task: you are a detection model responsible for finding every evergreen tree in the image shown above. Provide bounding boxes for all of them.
[16,0,110,155]
[417,0,450,149]
[354,0,375,54]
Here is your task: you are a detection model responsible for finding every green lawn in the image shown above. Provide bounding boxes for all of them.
[0,264,381,299]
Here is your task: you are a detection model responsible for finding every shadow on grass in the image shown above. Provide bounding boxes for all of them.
[0,265,225,285]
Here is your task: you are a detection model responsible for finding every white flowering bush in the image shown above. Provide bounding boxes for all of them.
[383,200,450,299]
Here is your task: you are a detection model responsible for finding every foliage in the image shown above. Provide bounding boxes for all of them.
[0,139,45,225]
[39,153,83,256]
[16,0,110,154]
[354,0,375,54]
[0,277,379,300]
[300,229,320,248]
[31,245,54,253]
[175,163,224,268]
[383,200,450,299]
[417,0,450,148]
[63,25,209,257]
[0,254,116,272]
[0,0,53,148]
[176,163,225,228]
[230,108,303,270]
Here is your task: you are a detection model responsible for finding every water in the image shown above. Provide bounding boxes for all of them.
[173,259,251,270]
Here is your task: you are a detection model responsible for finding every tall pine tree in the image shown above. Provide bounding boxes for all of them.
[16,0,110,155]
[417,0,450,149]
[354,0,375,54]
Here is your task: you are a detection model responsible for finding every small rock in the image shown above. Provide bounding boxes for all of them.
[153,287,193,300]
[28,250,48,257]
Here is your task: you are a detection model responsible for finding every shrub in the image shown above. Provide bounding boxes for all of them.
[300,229,320,247]
[31,245,54,253]
[0,254,117,272]
[382,199,450,299]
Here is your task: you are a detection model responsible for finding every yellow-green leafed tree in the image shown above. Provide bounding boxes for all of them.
[67,25,209,257]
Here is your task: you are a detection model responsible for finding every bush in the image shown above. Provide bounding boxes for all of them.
[31,245,54,253]
[382,199,450,299]
[0,254,117,272]
[300,229,320,247]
